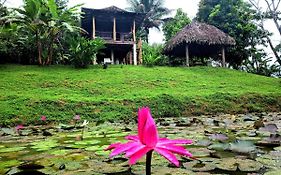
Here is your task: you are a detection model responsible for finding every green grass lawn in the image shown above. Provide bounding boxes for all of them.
[0,64,280,126]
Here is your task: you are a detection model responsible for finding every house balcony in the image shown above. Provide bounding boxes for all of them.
[95,31,134,44]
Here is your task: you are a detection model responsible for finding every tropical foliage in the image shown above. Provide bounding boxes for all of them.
[126,0,170,42]
[10,0,83,65]
[142,42,168,66]
[196,0,265,69]
[162,8,191,42]
[68,36,105,68]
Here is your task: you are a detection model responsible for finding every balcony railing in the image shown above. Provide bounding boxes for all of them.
[95,31,133,42]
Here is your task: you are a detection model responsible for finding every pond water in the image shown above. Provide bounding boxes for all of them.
[1,113,281,175]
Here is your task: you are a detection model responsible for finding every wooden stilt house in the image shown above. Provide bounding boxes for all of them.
[81,6,146,65]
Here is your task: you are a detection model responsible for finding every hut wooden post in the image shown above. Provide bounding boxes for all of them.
[222,47,225,67]
[113,17,116,41]
[111,49,115,64]
[133,20,136,42]
[185,44,190,67]
[92,17,96,39]
[138,39,143,64]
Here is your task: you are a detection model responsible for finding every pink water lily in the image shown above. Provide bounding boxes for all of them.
[74,115,80,120]
[16,124,24,131]
[41,116,46,121]
[106,107,192,171]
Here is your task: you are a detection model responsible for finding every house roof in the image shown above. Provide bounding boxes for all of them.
[100,6,128,13]
[164,21,236,54]
[81,6,146,37]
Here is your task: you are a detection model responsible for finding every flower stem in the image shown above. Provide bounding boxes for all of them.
[146,150,153,175]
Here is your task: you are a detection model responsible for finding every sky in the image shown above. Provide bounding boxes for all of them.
[5,0,280,60]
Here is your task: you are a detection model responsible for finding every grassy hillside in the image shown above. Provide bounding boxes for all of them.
[0,64,280,126]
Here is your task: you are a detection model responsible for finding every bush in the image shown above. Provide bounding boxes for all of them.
[142,43,168,66]
[69,36,105,68]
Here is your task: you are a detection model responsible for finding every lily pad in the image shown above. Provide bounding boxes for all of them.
[184,160,216,172]
[208,143,229,151]
[0,160,21,169]
[30,139,59,151]
[74,140,101,145]
[49,149,70,155]
[238,159,263,172]
[264,170,281,175]
[1,128,16,135]
[209,133,229,141]
[257,134,281,147]
[230,140,256,153]
[259,124,278,133]
[0,146,26,153]
[216,157,238,171]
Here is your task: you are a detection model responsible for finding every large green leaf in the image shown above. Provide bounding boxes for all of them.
[47,0,58,19]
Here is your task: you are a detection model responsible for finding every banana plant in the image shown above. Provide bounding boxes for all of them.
[11,0,84,65]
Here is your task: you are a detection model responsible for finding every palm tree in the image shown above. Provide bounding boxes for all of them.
[127,0,170,42]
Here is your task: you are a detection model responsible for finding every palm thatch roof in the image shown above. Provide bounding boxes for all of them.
[164,22,235,55]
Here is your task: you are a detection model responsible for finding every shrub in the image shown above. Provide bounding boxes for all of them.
[69,36,105,68]
[142,43,168,66]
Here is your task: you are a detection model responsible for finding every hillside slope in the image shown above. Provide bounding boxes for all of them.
[0,65,280,126]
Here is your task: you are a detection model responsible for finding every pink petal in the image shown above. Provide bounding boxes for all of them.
[129,146,152,165]
[156,144,192,157]
[105,142,122,151]
[154,147,180,167]
[110,142,140,157]
[143,115,158,147]
[158,138,192,145]
[125,143,145,157]
[138,107,150,143]
[125,135,139,141]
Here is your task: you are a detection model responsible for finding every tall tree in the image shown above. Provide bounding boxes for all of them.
[162,8,191,42]
[126,0,170,42]
[248,0,281,65]
[196,0,263,69]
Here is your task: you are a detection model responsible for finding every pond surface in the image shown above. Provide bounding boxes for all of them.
[1,113,281,175]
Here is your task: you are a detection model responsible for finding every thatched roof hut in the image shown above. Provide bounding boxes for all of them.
[163,22,235,67]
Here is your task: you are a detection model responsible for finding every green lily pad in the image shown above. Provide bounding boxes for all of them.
[188,148,213,157]
[0,146,26,153]
[31,139,58,151]
[85,145,102,152]
[216,158,238,171]
[1,128,16,135]
[230,140,256,153]
[74,140,101,145]
[0,160,21,169]
[87,160,129,174]
[217,158,263,172]
[238,159,263,172]
[184,160,216,172]
[95,150,110,156]
[264,170,281,175]
[49,149,70,155]
[208,143,229,151]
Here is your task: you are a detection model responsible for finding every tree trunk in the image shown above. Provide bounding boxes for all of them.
[36,32,43,65]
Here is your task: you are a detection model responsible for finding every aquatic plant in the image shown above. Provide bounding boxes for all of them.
[106,107,193,175]
[41,116,46,121]
[74,115,80,127]
[15,124,24,135]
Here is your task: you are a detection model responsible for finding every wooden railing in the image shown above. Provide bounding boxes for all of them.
[95,31,133,42]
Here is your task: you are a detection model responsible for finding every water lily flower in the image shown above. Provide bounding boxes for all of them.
[105,107,193,174]
[16,124,24,131]
[74,115,80,120]
[41,115,46,121]
[81,120,89,127]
